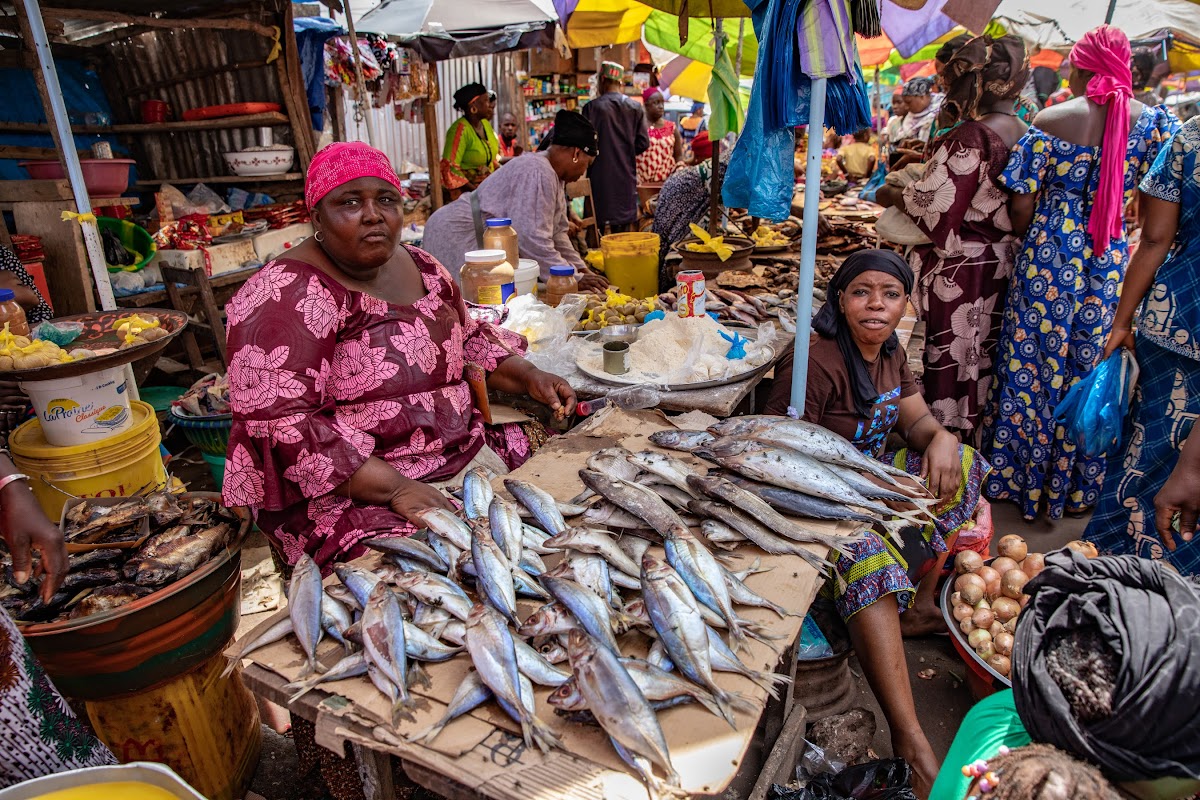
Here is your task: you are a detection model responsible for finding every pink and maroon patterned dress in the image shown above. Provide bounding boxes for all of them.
[222,246,532,572]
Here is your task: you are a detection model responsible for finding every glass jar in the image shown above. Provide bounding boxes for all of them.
[0,289,30,336]
[460,249,515,306]
[544,265,579,308]
[482,218,520,275]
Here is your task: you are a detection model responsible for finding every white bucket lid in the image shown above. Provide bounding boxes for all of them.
[515,259,539,277]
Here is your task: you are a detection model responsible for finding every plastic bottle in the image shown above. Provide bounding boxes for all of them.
[543,265,579,308]
[460,249,515,306]
[0,289,30,336]
[482,218,520,274]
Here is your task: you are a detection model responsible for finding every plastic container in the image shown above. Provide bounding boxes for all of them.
[19,159,136,197]
[514,258,540,297]
[202,451,226,487]
[482,217,520,273]
[544,265,579,307]
[97,217,156,272]
[0,762,206,800]
[0,288,29,336]
[10,400,168,520]
[20,365,132,447]
[460,249,514,306]
[601,232,660,299]
[168,409,232,456]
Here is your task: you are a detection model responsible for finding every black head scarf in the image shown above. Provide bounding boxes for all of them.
[550,110,599,157]
[453,83,492,112]
[812,249,913,418]
[1012,550,1200,782]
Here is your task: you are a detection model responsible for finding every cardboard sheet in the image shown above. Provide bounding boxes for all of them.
[236,408,856,799]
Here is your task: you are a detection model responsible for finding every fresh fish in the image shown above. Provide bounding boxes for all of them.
[518,549,548,576]
[545,527,642,578]
[284,652,368,704]
[581,503,653,530]
[469,520,518,624]
[586,446,640,482]
[647,429,715,452]
[324,583,361,610]
[706,625,792,698]
[514,638,571,686]
[426,532,463,574]
[392,570,472,622]
[465,604,561,753]
[362,583,417,723]
[639,554,750,727]
[440,620,467,647]
[334,564,383,608]
[363,536,447,573]
[616,534,656,565]
[662,529,748,653]
[699,519,746,550]
[565,551,616,607]
[488,496,524,567]
[410,670,492,744]
[516,601,578,637]
[536,635,569,664]
[550,657,727,722]
[723,569,794,618]
[824,463,935,512]
[458,552,549,600]
[462,467,495,519]
[367,662,402,719]
[504,479,567,534]
[412,601,453,637]
[403,620,464,662]
[289,554,326,677]
[724,475,882,523]
[521,523,557,554]
[647,639,674,673]
[688,500,833,572]
[578,470,689,539]
[222,615,293,678]
[127,523,232,586]
[566,630,682,798]
[541,575,623,654]
[412,508,473,551]
[626,452,700,497]
[321,594,354,649]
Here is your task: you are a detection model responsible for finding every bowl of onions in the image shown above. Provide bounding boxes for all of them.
[940,535,1093,698]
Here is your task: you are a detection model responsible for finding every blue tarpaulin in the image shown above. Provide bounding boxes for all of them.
[294,15,345,132]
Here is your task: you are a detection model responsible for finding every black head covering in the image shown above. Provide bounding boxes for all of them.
[903,76,934,97]
[453,82,492,112]
[548,110,599,157]
[812,249,914,418]
[1012,550,1200,782]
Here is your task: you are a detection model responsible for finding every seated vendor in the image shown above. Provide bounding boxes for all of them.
[223,142,577,574]
[836,129,877,181]
[930,550,1200,800]
[0,244,52,443]
[763,249,990,797]
[422,110,607,291]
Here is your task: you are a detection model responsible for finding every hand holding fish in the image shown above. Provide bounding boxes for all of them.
[0,459,66,602]
[919,430,962,505]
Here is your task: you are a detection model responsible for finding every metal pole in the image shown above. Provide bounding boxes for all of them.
[1105,0,1118,23]
[343,3,378,147]
[708,18,725,236]
[788,77,827,417]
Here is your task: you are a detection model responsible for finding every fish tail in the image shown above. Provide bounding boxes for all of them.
[745,622,788,643]
[690,687,732,726]
[408,662,433,690]
[529,715,564,754]
[219,657,240,680]
[391,699,417,726]
[286,681,318,705]
[880,519,908,548]
[711,690,739,728]
[726,689,761,717]
[411,720,446,744]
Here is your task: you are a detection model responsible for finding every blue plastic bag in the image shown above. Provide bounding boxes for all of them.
[1055,350,1139,458]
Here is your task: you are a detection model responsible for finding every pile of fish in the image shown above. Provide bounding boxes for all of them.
[229,417,931,800]
[1,494,239,623]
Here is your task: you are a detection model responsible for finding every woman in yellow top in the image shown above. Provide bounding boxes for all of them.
[441,83,499,200]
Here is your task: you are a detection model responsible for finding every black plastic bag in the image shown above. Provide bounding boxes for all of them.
[768,758,916,800]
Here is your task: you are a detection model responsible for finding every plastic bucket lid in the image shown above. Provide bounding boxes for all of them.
[10,400,157,464]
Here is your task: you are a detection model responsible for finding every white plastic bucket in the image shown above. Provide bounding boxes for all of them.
[20,365,132,447]
[515,258,539,296]
[0,762,206,799]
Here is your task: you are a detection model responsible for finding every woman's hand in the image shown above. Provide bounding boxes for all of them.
[386,477,456,524]
[1155,430,1200,550]
[1103,324,1136,360]
[577,270,609,293]
[920,430,962,504]
[524,368,577,420]
[0,481,67,602]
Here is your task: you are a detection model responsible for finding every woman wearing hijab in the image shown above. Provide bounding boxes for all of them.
[764,250,987,797]
[876,35,1029,436]
[635,87,683,184]
[441,83,499,199]
[981,25,1180,521]
[223,141,576,575]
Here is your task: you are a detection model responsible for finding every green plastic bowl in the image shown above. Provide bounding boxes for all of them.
[169,409,231,456]
[97,216,156,272]
[201,451,226,487]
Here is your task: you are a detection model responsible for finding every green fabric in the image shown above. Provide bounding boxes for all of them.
[929,690,1032,800]
[644,12,758,77]
[707,42,744,138]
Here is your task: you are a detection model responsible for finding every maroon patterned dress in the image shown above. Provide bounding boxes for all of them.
[223,246,532,573]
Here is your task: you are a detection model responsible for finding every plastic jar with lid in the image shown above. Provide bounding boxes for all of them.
[0,289,30,336]
[460,249,515,306]
[482,218,520,273]
[543,265,579,308]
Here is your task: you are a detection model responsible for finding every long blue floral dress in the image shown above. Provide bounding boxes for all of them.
[980,104,1179,520]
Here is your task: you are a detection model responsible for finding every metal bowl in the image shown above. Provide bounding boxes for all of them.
[595,325,640,344]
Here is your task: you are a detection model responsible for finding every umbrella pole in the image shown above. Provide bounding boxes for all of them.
[788,76,827,417]
[709,18,724,236]
[344,2,378,147]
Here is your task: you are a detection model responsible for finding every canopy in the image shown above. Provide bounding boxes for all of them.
[357,0,558,60]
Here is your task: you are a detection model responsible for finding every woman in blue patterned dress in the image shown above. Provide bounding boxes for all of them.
[1085,118,1200,572]
[980,27,1179,520]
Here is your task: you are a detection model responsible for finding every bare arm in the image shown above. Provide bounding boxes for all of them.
[1009,192,1036,238]
[898,393,961,502]
[673,126,684,161]
[876,183,904,209]
[1104,193,1180,357]
[0,272,41,312]
[487,355,577,420]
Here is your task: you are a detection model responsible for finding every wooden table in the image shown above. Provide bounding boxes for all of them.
[115,265,261,309]
[236,408,845,800]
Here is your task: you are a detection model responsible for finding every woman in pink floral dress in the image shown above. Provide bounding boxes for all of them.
[223,142,576,573]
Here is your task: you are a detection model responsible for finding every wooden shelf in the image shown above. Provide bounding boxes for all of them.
[112,112,290,134]
[135,172,302,186]
[0,121,109,134]
[91,196,141,207]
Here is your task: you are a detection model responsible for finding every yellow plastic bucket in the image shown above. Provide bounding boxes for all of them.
[10,400,168,520]
[601,232,660,299]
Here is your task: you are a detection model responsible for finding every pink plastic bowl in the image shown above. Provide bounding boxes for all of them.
[19,158,135,197]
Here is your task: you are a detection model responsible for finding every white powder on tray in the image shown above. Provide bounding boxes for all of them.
[577,315,772,386]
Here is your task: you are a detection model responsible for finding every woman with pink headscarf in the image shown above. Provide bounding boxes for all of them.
[635,87,683,184]
[980,25,1180,521]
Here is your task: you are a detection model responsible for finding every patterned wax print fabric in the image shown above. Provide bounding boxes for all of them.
[0,246,51,326]
[223,247,534,574]
[636,121,677,184]
[0,609,115,787]
[980,104,1179,521]
[441,117,499,191]
[902,121,1018,435]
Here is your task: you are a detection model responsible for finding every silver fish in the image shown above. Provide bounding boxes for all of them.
[516,601,578,637]
[321,594,354,649]
[412,508,473,551]
[724,474,883,523]
[504,479,567,534]
[410,670,491,744]
[566,551,616,607]
[723,569,794,618]
[470,520,518,624]
[222,615,293,678]
[548,657,724,721]
[647,638,674,673]
[543,559,638,594]
[412,602,453,637]
[541,575,623,654]
[289,555,325,677]
[566,630,682,798]
[647,429,715,452]
[616,534,655,565]
[324,583,361,611]
[824,463,937,515]
[463,467,496,519]
[626,452,700,497]
[465,604,561,753]
[587,446,640,482]
[521,523,558,555]
[689,500,834,572]
[705,625,792,698]
[458,552,550,600]
[662,530,748,653]
[536,635,569,664]
[639,481,695,511]
[578,470,689,539]
[426,532,463,574]
[403,620,464,662]
[699,519,746,550]
[393,568,472,622]
[284,651,368,704]
[518,549,548,576]
[334,563,383,608]
[363,536,447,573]
[514,637,571,687]
[488,496,524,567]
[362,582,417,723]
[581,502,654,530]
[546,527,642,579]
[440,620,467,647]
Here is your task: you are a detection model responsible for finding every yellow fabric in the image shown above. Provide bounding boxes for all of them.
[839,141,875,177]
[59,210,97,224]
[267,25,281,64]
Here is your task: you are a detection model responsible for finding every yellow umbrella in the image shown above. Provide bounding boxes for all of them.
[560,0,651,48]
[660,55,713,100]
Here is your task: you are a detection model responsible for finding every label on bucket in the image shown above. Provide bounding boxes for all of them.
[26,371,134,447]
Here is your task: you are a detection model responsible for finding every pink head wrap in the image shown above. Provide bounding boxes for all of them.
[642,86,663,104]
[304,141,403,210]
[1069,25,1133,253]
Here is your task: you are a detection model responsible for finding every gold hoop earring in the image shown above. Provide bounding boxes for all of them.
[314,230,325,243]
[572,154,579,163]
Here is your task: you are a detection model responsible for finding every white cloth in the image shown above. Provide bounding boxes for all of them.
[895,95,943,143]
[422,152,586,282]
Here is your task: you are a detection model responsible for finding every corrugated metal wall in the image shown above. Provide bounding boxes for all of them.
[340,52,521,173]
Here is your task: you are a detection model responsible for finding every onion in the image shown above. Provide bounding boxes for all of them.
[967,628,992,649]
[959,582,985,606]
[1021,553,1046,578]
[972,607,995,630]
[989,620,1005,639]
[994,631,1014,656]
[987,653,1012,676]
[1066,540,1099,558]
[974,597,991,611]
[991,556,1020,576]
[997,534,1028,562]
[1005,616,1020,633]
[961,617,976,635]
[953,603,974,622]
[977,565,1002,600]
[976,643,996,662]
[992,596,1021,622]
[955,550,984,575]
[1002,569,1029,599]
[955,573,986,594]
[950,591,964,607]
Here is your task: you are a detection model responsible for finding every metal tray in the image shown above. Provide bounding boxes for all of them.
[576,344,776,391]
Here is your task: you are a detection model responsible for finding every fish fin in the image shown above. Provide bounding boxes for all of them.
[219,658,240,680]
[713,553,741,568]
[743,621,789,642]
[880,519,908,548]
[747,669,792,700]
[410,720,446,744]
[727,619,752,655]
[287,682,318,705]
[690,687,732,726]
[530,716,564,754]
[391,699,418,726]
[408,662,433,690]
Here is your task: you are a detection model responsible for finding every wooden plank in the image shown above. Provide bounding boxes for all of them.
[39,6,277,39]
[747,705,808,800]
[12,201,94,315]
[425,68,443,210]
[134,173,303,186]
[280,1,317,170]
[0,180,72,203]
[111,112,290,134]
[0,145,91,161]
[354,744,396,800]
[0,122,109,134]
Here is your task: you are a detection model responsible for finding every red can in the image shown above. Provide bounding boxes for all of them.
[140,99,171,123]
[676,269,706,318]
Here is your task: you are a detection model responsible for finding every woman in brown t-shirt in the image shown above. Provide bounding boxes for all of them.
[765,249,989,796]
